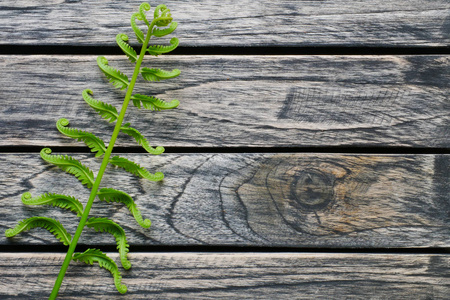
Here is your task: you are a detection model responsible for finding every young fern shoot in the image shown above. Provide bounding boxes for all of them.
[5,3,180,298]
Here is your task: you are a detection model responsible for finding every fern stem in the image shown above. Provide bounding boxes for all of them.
[49,26,154,300]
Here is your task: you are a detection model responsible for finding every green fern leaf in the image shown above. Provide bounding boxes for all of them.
[109,156,164,182]
[116,34,137,63]
[21,192,84,217]
[56,118,107,157]
[5,217,72,246]
[82,89,119,123]
[131,94,179,111]
[138,2,151,26]
[97,188,151,228]
[97,56,129,90]
[131,12,145,43]
[147,37,179,56]
[153,4,172,27]
[86,218,131,270]
[140,67,180,81]
[152,21,177,37]
[73,249,127,294]
[40,148,95,188]
[121,123,164,155]
[153,4,167,19]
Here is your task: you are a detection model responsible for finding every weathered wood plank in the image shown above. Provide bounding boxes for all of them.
[1,1,449,47]
[0,252,448,299]
[1,153,449,248]
[1,55,449,148]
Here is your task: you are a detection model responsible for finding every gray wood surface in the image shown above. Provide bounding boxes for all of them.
[2,1,449,298]
[0,252,449,299]
[2,153,449,248]
[1,55,449,148]
[1,1,449,47]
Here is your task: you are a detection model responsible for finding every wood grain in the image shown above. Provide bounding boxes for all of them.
[1,153,449,248]
[2,1,449,298]
[0,252,448,299]
[1,55,449,148]
[1,1,449,47]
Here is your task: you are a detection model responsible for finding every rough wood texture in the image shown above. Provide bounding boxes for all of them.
[2,1,449,298]
[1,1,449,47]
[1,55,449,148]
[1,153,449,248]
[0,252,449,299]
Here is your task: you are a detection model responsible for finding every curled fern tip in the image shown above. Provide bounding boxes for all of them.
[21,192,32,201]
[41,147,52,155]
[143,218,151,228]
[57,118,69,127]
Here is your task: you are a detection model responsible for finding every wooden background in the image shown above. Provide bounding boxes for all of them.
[0,0,449,299]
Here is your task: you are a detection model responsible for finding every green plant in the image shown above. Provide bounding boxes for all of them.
[5,3,179,298]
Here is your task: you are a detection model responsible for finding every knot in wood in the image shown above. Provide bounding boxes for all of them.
[290,169,333,212]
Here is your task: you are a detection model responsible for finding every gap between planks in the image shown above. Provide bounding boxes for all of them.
[1,45,450,56]
[1,146,450,155]
[1,244,449,255]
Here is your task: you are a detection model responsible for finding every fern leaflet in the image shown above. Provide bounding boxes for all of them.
[97,56,129,90]
[57,118,107,157]
[5,217,71,246]
[73,249,127,294]
[109,156,164,181]
[82,89,119,123]
[131,94,179,111]
[21,192,84,217]
[131,12,145,43]
[138,2,151,26]
[121,123,164,155]
[86,218,131,270]
[40,148,95,188]
[152,21,178,37]
[116,34,138,63]
[147,37,179,56]
[141,67,180,81]
[97,188,151,228]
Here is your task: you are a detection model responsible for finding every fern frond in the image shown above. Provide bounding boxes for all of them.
[116,34,137,63]
[82,89,119,123]
[152,21,177,37]
[56,118,107,157]
[40,148,95,188]
[131,12,145,44]
[86,218,131,270]
[73,249,127,294]
[121,123,164,155]
[97,56,129,90]
[21,192,84,217]
[153,4,172,27]
[138,2,151,26]
[140,67,180,81]
[131,94,179,111]
[147,37,179,56]
[5,216,71,246]
[97,188,151,229]
[109,156,164,182]
[153,4,167,20]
